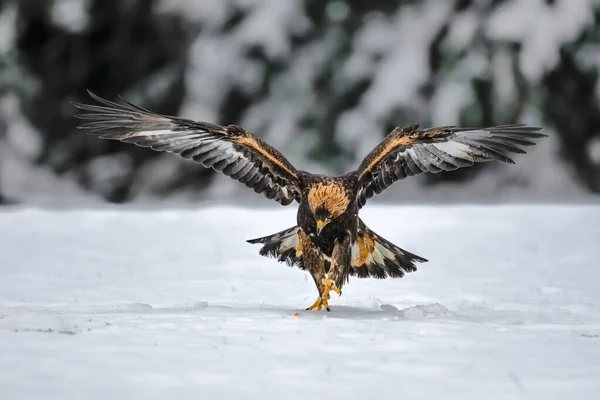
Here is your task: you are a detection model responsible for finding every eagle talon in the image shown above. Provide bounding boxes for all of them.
[321,278,341,297]
[306,278,341,311]
[306,296,330,311]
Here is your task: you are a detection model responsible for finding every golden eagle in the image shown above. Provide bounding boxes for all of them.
[72,91,546,311]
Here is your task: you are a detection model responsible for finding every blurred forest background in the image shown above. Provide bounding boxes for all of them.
[1,0,599,207]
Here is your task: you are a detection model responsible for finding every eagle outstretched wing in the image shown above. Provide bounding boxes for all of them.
[72,91,302,205]
[354,123,546,208]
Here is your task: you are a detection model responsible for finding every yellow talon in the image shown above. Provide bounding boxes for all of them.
[306,278,341,312]
[306,297,321,311]
[321,278,341,297]
[306,295,330,311]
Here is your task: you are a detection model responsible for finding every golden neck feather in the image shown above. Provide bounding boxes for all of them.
[307,183,350,217]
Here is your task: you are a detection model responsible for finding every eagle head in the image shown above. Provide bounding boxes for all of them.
[314,206,332,235]
[307,182,351,235]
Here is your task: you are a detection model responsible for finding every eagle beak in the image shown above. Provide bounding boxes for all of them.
[316,220,325,235]
[317,219,327,236]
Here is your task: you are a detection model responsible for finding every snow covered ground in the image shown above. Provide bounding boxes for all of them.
[1,204,599,399]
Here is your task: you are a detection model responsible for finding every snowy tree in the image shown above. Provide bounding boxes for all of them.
[1,0,599,205]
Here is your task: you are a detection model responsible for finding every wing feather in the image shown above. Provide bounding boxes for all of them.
[72,91,301,205]
[349,219,427,279]
[354,123,546,208]
[246,226,305,269]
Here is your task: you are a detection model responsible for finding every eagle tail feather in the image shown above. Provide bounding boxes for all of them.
[247,226,305,270]
[350,219,428,279]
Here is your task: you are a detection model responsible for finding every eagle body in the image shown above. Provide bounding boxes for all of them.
[72,91,547,311]
[296,173,359,296]
[296,173,358,255]
[250,171,429,309]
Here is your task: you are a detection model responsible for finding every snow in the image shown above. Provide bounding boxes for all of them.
[430,80,472,126]
[486,0,596,83]
[0,3,16,54]
[234,0,310,59]
[50,0,90,33]
[157,0,230,26]
[360,1,454,118]
[588,136,600,164]
[0,95,101,206]
[1,205,599,399]
[325,1,350,23]
[442,9,478,52]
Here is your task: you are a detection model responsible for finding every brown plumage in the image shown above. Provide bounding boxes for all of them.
[72,90,547,311]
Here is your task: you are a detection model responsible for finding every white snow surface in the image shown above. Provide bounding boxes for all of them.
[1,205,599,399]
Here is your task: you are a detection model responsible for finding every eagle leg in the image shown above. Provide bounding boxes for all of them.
[300,231,337,311]
[323,236,351,298]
